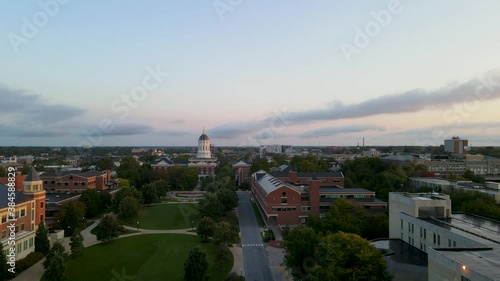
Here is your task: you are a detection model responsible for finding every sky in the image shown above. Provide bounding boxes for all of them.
[1,0,500,147]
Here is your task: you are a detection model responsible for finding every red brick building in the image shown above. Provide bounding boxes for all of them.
[40,170,114,193]
[251,170,386,226]
[1,168,46,259]
[232,158,251,186]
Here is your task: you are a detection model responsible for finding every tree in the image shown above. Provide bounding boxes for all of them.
[79,189,103,217]
[217,188,238,212]
[96,157,115,171]
[283,226,321,279]
[55,202,86,237]
[99,191,112,209]
[196,217,215,242]
[152,179,169,198]
[43,242,67,281]
[216,244,232,272]
[95,215,119,243]
[118,178,131,188]
[112,186,142,211]
[183,247,209,281]
[308,198,367,235]
[118,196,140,221]
[213,221,237,246]
[117,156,141,186]
[35,222,50,256]
[141,183,158,206]
[0,246,15,281]
[306,232,391,281]
[69,229,84,257]
[198,193,225,219]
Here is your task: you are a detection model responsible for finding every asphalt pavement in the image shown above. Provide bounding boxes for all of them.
[237,191,274,281]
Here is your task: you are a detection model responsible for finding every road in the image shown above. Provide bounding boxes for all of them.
[237,191,274,281]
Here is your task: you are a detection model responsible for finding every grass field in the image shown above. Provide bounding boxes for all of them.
[63,234,232,281]
[125,203,200,230]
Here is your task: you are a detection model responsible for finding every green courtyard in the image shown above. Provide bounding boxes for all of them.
[64,234,232,281]
[125,203,200,230]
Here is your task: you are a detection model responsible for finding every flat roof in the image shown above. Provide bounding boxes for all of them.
[410,177,453,185]
[320,187,375,193]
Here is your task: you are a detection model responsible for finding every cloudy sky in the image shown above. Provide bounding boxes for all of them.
[1,1,500,147]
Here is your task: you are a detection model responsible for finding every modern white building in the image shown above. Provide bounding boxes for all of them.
[389,192,500,281]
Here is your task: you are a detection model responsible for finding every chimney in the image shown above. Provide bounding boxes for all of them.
[309,178,320,216]
[288,170,298,183]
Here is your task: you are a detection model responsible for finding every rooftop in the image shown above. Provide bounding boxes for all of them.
[320,186,375,193]
[0,184,34,209]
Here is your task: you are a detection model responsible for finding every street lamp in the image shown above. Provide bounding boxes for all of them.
[136,222,139,232]
[191,221,194,231]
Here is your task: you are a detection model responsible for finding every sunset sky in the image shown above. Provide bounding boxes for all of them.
[1,0,500,147]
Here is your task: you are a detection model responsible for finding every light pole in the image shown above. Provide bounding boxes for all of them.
[191,221,194,231]
[136,221,139,232]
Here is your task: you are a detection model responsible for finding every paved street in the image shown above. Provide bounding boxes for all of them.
[237,191,274,281]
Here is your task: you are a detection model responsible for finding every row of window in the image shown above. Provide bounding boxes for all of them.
[1,238,34,256]
[401,219,458,248]
[272,206,295,212]
[320,194,372,199]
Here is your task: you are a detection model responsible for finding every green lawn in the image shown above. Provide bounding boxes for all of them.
[125,203,200,230]
[62,234,232,281]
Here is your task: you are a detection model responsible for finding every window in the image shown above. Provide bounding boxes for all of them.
[32,210,34,218]
[412,224,414,233]
[40,214,44,221]
[281,197,287,204]
[21,209,25,217]
[401,219,403,229]
[1,230,5,239]
[420,227,422,237]
[15,226,18,233]
[448,239,451,247]
[74,182,78,186]
[301,206,311,212]
[1,215,6,223]
[433,233,436,243]
[64,182,68,186]
[31,223,34,230]
[438,235,441,246]
[15,211,19,219]
[453,241,457,247]
[32,202,34,208]
[17,244,21,254]
[424,229,426,239]
[51,181,55,184]
[29,237,33,247]
[41,202,44,208]
[23,240,27,250]
[21,223,24,231]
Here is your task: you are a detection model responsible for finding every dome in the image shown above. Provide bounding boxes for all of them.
[199,133,209,141]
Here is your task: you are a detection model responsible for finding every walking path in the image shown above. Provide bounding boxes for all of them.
[12,217,243,281]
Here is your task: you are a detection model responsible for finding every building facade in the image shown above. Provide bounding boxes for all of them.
[389,192,500,281]
[232,158,251,186]
[188,130,217,180]
[251,170,386,226]
[40,170,114,192]
[444,136,469,154]
[1,168,46,260]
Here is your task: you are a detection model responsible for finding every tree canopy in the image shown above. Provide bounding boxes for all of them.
[183,247,209,281]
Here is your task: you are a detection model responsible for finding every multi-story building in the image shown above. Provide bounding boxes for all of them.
[1,168,46,260]
[389,192,500,281]
[251,170,386,226]
[421,154,500,176]
[232,158,251,186]
[188,130,217,180]
[40,170,114,193]
[444,136,469,154]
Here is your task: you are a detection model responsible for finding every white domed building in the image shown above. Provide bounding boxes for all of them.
[188,129,217,180]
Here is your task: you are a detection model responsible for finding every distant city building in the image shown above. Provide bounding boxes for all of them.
[363,148,381,157]
[1,168,46,259]
[188,129,217,180]
[40,170,115,193]
[259,144,292,158]
[232,158,251,186]
[251,170,386,226]
[421,154,500,176]
[444,136,469,154]
[389,192,500,281]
